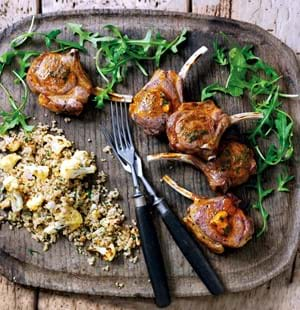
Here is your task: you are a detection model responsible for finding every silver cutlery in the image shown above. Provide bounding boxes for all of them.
[106,101,170,307]
[103,101,224,300]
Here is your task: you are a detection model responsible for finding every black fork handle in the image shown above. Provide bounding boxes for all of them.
[133,193,170,307]
[153,197,224,295]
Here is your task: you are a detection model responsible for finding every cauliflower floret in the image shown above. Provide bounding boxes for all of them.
[54,206,83,232]
[8,191,23,212]
[60,150,96,179]
[44,134,72,155]
[3,176,19,192]
[43,222,64,234]
[0,198,11,209]
[2,177,23,212]
[88,243,116,261]
[24,165,50,180]
[26,193,44,211]
[0,154,22,172]
[6,140,21,152]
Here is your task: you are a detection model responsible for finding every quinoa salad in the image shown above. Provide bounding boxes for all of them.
[0,124,140,263]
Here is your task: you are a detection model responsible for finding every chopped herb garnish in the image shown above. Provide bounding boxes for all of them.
[187,129,208,142]
[28,248,40,255]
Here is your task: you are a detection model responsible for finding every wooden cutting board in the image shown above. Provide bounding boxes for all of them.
[0,10,299,298]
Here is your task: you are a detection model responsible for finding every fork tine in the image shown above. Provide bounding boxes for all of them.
[102,128,131,172]
[115,102,125,150]
[120,101,130,149]
[111,101,124,151]
[110,101,119,150]
[124,102,134,147]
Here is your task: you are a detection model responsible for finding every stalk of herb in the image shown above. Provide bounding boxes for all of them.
[201,40,298,236]
[0,71,33,134]
[10,17,86,52]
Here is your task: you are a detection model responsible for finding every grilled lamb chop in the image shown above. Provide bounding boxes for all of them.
[27,49,92,116]
[166,101,262,160]
[148,141,256,193]
[129,46,208,135]
[162,175,254,254]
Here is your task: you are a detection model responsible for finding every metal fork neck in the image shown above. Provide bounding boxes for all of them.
[130,162,140,189]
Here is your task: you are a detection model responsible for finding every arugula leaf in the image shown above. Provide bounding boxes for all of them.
[213,40,228,65]
[277,168,294,192]
[201,39,298,236]
[44,29,62,48]
[9,17,86,53]
[0,71,33,134]
[94,26,187,108]
[15,50,40,80]
[252,172,273,237]
[0,50,40,80]
[201,83,228,101]
[67,23,102,48]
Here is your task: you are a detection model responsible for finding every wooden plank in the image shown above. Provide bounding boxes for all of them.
[42,0,190,13]
[0,0,39,31]
[192,0,231,18]
[38,250,300,310]
[0,275,36,310]
[231,0,300,61]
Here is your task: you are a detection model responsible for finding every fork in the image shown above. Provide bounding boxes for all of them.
[103,102,224,296]
[108,101,170,307]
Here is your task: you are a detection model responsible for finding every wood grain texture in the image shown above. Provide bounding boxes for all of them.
[0,0,39,31]
[38,250,300,310]
[231,0,300,61]
[42,0,190,13]
[0,276,36,310]
[0,10,299,298]
[192,0,231,17]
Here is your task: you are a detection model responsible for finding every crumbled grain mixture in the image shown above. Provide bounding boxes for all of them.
[0,124,140,262]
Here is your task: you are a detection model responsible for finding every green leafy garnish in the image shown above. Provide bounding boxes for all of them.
[0,50,40,78]
[252,167,273,237]
[213,40,228,66]
[67,23,102,48]
[0,18,187,134]
[94,25,187,108]
[202,40,298,236]
[9,17,86,53]
[277,168,294,192]
[10,16,36,48]
[15,50,40,80]
[0,71,33,134]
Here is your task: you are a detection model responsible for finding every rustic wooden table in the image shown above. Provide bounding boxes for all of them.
[0,1,299,309]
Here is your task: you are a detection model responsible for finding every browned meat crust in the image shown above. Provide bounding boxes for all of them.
[27,49,92,116]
